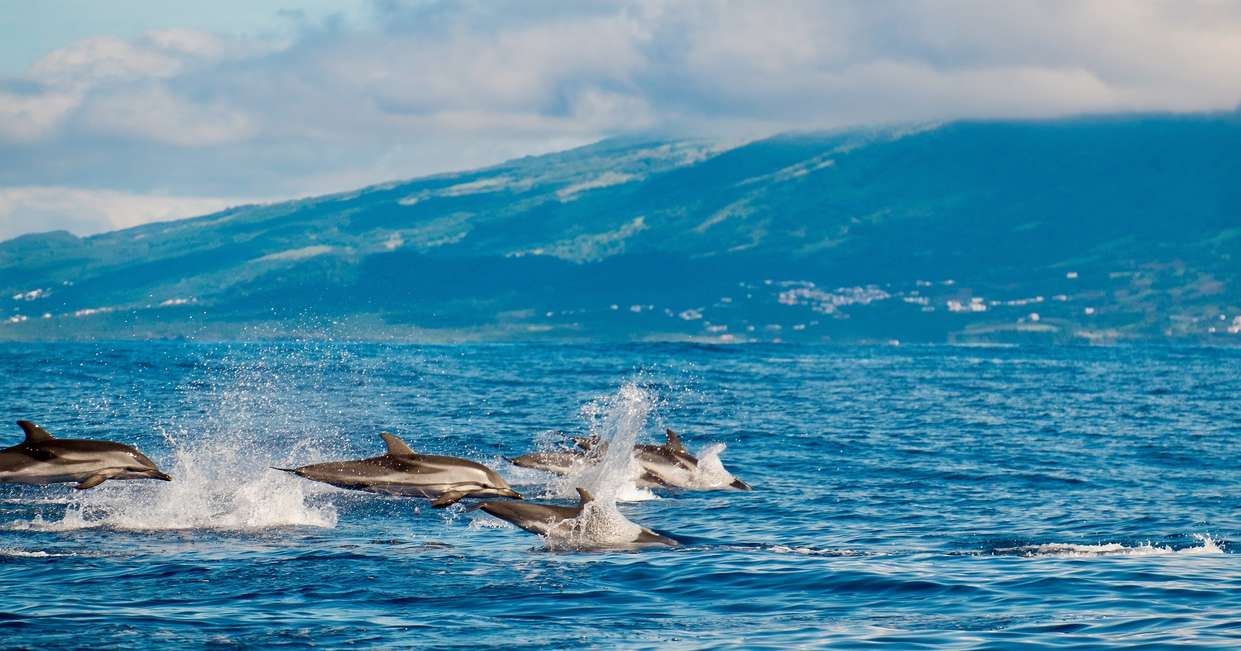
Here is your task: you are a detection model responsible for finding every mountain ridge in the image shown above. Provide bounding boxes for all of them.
[3,114,1239,343]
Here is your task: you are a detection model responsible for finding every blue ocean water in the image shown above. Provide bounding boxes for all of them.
[0,342,1238,649]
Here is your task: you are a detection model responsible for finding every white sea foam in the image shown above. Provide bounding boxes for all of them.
[0,548,56,558]
[995,534,1223,558]
[0,496,77,505]
[467,516,513,530]
[767,545,863,557]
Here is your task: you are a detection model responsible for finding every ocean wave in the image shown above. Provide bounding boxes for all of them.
[766,545,864,557]
[0,547,59,558]
[0,496,79,504]
[991,534,1224,558]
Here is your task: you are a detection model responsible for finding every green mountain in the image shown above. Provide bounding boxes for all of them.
[3,114,1239,343]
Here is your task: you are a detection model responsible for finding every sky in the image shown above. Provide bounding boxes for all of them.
[2,0,1241,241]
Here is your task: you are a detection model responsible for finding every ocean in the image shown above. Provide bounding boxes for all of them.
[0,342,1237,648]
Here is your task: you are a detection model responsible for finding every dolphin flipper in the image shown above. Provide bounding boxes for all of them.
[431,490,471,509]
[76,468,122,490]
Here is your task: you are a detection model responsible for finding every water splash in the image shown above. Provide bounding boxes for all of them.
[487,497,667,551]
[539,382,666,547]
[687,442,743,489]
[555,381,657,503]
[14,437,337,532]
[9,345,345,531]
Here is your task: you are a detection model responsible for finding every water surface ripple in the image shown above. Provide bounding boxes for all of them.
[0,343,1238,648]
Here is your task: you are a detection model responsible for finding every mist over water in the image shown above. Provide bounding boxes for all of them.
[0,342,1238,648]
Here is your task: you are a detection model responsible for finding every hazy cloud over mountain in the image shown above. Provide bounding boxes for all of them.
[3,0,1241,239]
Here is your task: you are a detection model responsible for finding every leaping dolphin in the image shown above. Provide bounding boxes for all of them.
[511,429,751,491]
[0,420,173,489]
[274,432,521,508]
[632,429,751,491]
[477,487,678,548]
[507,448,590,476]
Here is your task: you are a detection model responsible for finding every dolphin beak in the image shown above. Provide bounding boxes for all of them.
[502,489,522,500]
[729,478,752,491]
[150,471,173,482]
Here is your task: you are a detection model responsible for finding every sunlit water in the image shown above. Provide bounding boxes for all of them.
[0,342,1238,648]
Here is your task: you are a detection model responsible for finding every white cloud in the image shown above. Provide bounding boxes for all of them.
[0,89,78,141]
[2,1,1241,238]
[81,84,255,146]
[1,27,281,148]
[6,3,1241,147]
[0,186,262,240]
[27,35,185,88]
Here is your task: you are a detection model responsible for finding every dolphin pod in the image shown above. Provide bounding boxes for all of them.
[511,428,751,491]
[0,421,172,489]
[2,418,746,549]
[274,431,521,508]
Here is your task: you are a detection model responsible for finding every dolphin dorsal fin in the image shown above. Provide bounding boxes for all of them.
[17,420,54,444]
[576,487,595,505]
[664,428,687,454]
[380,432,415,456]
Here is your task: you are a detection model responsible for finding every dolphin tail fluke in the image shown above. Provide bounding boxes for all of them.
[729,478,753,491]
[431,490,471,509]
